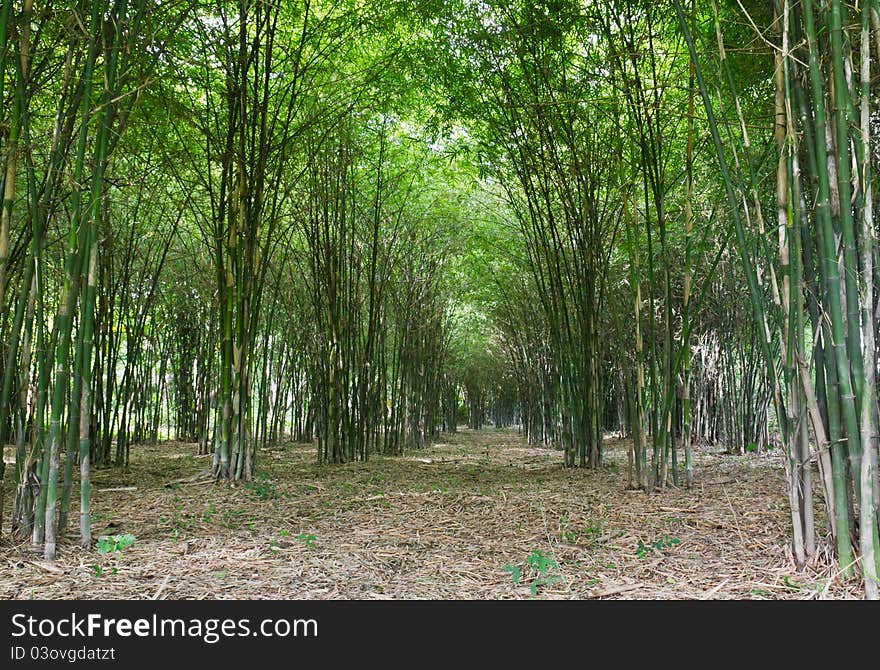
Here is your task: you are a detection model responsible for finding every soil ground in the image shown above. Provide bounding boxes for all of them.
[0,428,862,599]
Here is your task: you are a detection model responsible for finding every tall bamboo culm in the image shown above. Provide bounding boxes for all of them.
[673,0,880,598]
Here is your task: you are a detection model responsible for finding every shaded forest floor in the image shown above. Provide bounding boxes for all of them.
[0,429,863,599]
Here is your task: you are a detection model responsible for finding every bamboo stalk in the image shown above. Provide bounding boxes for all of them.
[857,0,880,598]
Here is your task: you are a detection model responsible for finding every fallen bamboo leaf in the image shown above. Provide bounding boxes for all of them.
[701,578,730,599]
[585,583,640,598]
[31,561,64,575]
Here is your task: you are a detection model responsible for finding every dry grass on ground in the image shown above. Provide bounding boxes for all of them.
[0,429,864,599]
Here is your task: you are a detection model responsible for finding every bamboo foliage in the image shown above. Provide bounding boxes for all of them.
[0,0,170,553]
[673,0,880,597]
[450,0,621,469]
[296,117,457,463]
[0,0,877,603]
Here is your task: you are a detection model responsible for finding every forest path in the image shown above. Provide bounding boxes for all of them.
[0,429,859,599]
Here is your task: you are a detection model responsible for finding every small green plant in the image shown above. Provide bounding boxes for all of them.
[91,565,118,578]
[556,515,574,543]
[221,508,247,528]
[504,550,564,595]
[502,564,522,584]
[782,576,802,590]
[527,550,556,572]
[526,550,564,594]
[269,530,293,552]
[202,502,217,523]
[366,472,386,486]
[635,535,680,559]
[96,533,136,555]
[557,515,603,545]
[781,575,823,592]
[246,472,277,500]
[162,502,194,540]
[296,532,317,548]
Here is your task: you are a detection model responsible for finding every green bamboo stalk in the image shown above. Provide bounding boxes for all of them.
[59,303,85,533]
[77,227,99,548]
[776,0,811,565]
[0,0,12,124]
[672,0,786,457]
[12,270,36,531]
[11,10,78,536]
[0,263,33,537]
[857,0,879,597]
[42,0,106,559]
[624,193,648,491]
[682,0,695,490]
[828,0,866,428]
[784,0,820,560]
[0,0,26,327]
[24,24,80,535]
[791,68,854,575]
[74,0,126,548]
[802,0,864,499]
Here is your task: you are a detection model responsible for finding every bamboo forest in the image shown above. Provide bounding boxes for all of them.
[0,0,878,602]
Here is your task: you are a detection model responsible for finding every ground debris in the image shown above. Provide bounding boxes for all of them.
[0,431,862,600]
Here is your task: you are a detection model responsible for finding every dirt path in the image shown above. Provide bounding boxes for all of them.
[0,429,860,599]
